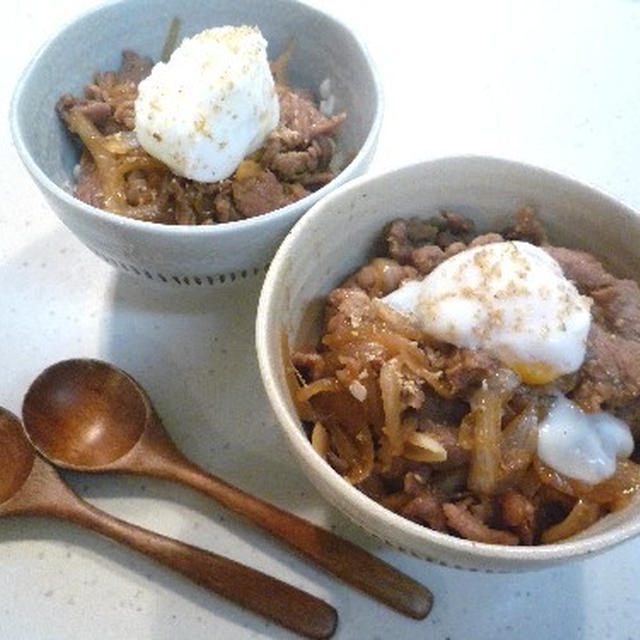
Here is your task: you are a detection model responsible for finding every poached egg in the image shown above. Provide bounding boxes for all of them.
[382,241,592,384]
[135,25,279,182]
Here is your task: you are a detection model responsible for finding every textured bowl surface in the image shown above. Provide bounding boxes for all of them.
[10,0,382,286]
[256,155,640,572]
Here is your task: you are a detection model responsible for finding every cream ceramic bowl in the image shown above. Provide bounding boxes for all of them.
[256,155,640,572]
[10,0,382,287]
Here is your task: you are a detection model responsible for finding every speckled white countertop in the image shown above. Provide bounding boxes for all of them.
[2,1,639,639]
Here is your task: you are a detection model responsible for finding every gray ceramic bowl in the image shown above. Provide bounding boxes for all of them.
[256,155,640,572]
[11,0,382,286]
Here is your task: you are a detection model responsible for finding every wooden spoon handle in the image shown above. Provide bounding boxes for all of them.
[27,460,337,639]
[160,459,433,620]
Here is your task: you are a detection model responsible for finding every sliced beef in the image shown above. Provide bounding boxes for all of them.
[544,246,615,291]
[93,71,138,132]
[469,232,503,247]
[443,241,468,258]
[410,245,445,275]
[572,324,640,411]
[387,208,526,271]
[443,502,519,545]
[325,287,378,333]
[231,168,304,217]
[386,211,498,273]
[395,472,447,530]
[503,205,547,245]
[418,388,469,426]
[213,189,240,223]
[499,490,536,545]
[261,127,305,160]
[408,233,503,276]
[615,398,640,441]
[440,348,498,397]
[268,137,332,182]
[57,51,150,134]
[117,49,153,85]
[345,258,418,297]
[590,279,640,342]
[57,95,112,127]
[544,245,640,410]
[387,219,421,264]
[277,86,346,143]
[269,147,319,178]
[401,492,447,530]
[164,178,198,225]
[387,215,456,263]
[442,210,475,234]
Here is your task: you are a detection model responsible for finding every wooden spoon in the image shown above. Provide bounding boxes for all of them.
[22,358,433,620]
[0,408,337,639]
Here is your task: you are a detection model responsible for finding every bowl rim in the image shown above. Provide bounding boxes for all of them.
[256,154,640,566]
[9,0,384,238]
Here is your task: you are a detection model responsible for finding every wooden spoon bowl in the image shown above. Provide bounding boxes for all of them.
[23,358,147,468]
[0,410,34,503]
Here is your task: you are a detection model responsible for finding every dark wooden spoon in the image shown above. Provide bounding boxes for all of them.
[22,358,433,620]
[0,408,337,639]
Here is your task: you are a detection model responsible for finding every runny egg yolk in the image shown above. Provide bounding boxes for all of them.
[382,241,593,384]
[507,361,560,386]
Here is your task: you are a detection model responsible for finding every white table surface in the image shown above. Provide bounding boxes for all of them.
[2,1,640,638]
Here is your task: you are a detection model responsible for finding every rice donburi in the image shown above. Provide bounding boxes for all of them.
[290,207,640,546]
